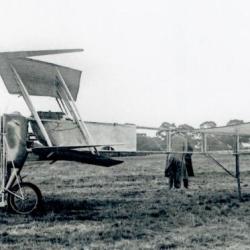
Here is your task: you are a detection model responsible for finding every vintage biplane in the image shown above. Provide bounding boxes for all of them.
[0,49,123,214]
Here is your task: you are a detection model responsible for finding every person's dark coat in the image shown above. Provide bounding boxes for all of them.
[185,144,194,177]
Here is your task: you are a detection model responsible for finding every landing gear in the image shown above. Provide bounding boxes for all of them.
[7,182,42,214]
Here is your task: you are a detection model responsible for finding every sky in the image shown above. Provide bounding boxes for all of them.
[1,0,250,128]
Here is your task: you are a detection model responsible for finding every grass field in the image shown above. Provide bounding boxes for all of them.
[0,154,250,249]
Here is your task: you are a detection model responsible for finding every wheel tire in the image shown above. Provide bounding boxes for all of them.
[7,182,42,215]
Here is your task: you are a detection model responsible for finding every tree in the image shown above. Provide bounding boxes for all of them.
[156,122,176,140]
[206,136,231,151]
[137,134,164,151]
[199,121,229,150]
[178,124,194,131]
[159,122,176,130]
[226,119,244,126]
[199,121,217,129]
[220,119,249,147]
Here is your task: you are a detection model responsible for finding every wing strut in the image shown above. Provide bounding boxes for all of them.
[56,67,95,147]
[10,64,53,146]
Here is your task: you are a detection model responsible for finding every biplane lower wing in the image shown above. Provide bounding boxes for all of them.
[32,146,123,167]
[31,144,124,152]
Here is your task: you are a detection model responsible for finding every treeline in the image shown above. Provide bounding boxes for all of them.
[137,119,250,151]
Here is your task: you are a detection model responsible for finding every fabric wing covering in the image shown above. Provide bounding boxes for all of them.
[198,122,250,136]
[0,57,81,101]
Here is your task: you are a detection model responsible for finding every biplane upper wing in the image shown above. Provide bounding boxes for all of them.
[0,49,83,100]
[0,49,83,58]
[198,122,250,136]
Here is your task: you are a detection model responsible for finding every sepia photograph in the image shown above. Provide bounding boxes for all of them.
[0,0,250,249]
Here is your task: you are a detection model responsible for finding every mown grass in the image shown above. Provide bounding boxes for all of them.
[0,154,250,249]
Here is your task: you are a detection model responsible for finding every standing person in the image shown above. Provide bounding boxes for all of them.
[185,143,195,177]
[165,132,188,189]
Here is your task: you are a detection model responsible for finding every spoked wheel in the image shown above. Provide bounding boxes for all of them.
[7,182,42,215]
